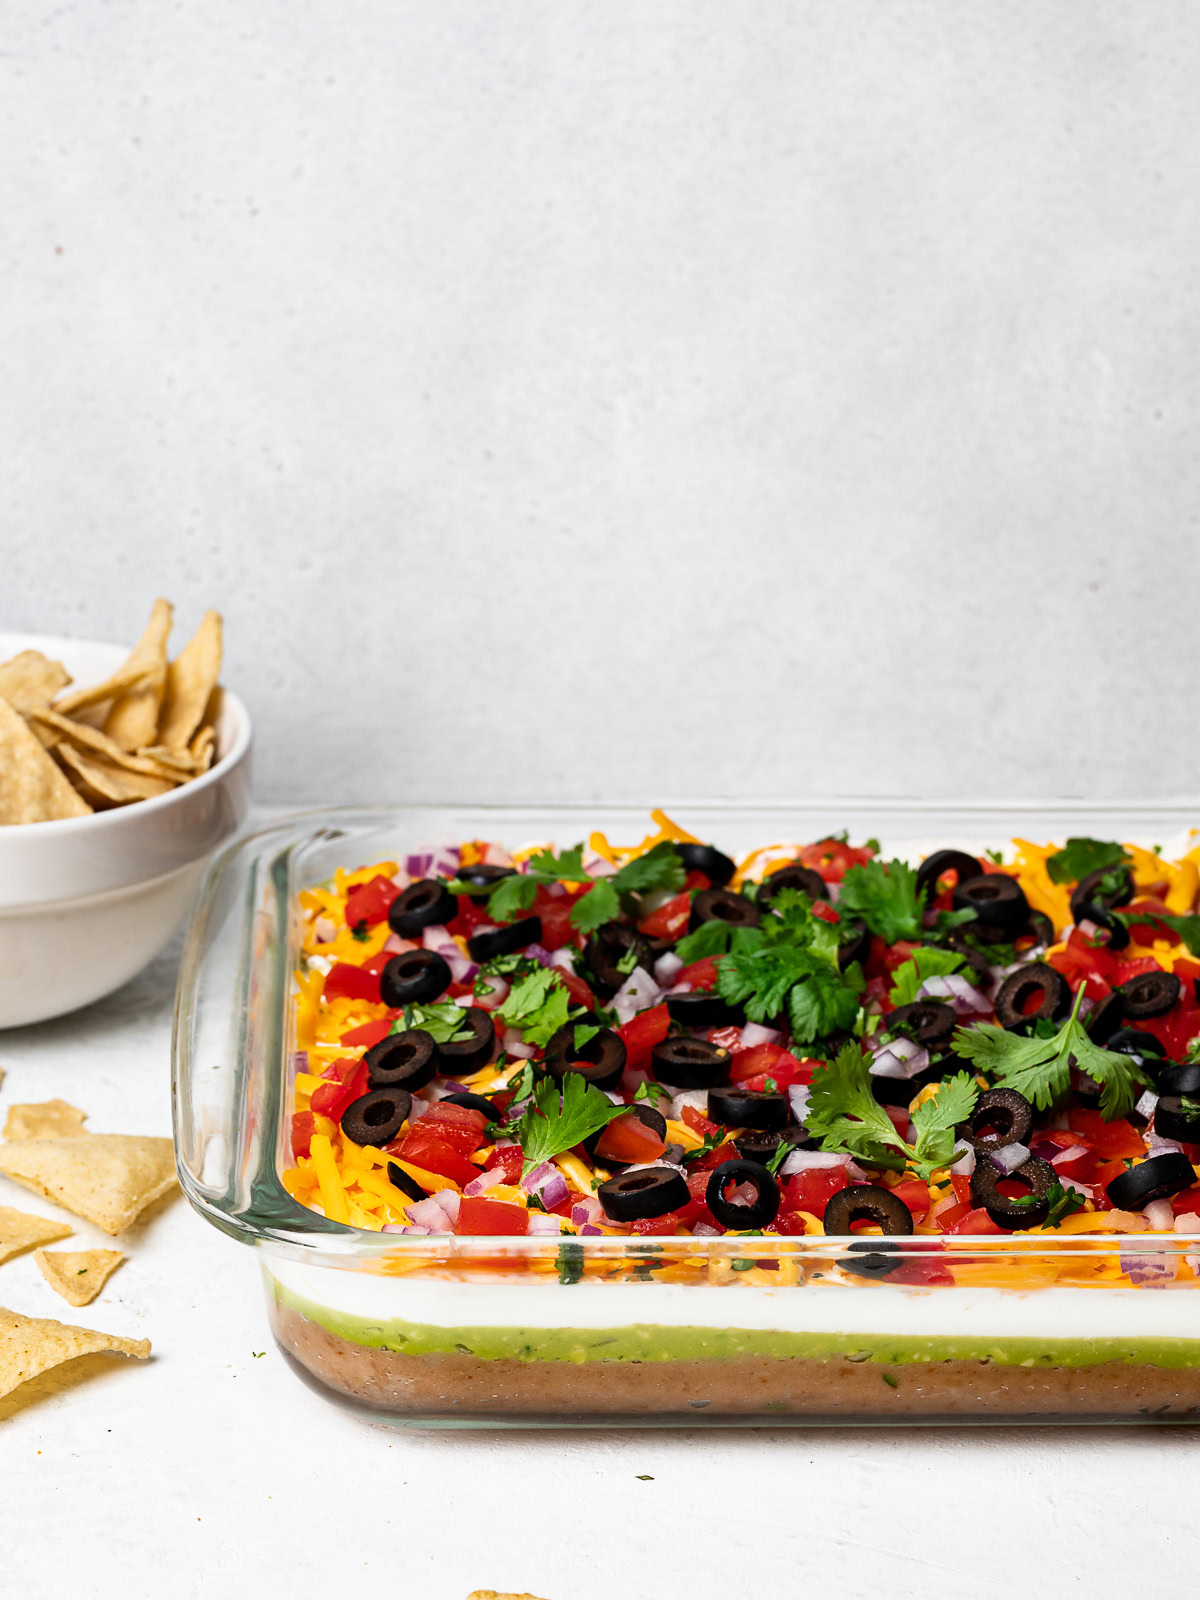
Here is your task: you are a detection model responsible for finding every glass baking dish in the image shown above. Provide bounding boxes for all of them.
[172,801,1200,1428]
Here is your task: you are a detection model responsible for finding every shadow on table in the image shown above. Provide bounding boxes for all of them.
[0,1348,155,1424]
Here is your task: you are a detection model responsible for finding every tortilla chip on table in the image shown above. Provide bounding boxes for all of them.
[36,1248,124,1307]
[0,1134,177,1235]
[3,1100,89,1141]
[0,1307,149,1399]
[0,1207,72,1266]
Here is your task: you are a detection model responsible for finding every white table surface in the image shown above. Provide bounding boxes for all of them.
[1,915,1198,1597]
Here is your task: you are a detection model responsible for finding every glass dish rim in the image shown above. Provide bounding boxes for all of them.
[172,798,1200,1276]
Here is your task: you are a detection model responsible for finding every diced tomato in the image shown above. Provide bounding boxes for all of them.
[391,1129,480,1187]
[946,1207,1008,1236]
[864,974,890,1010]
[527,884,581,950]
[676,956,720,992]
[1110,957,1162,987]
[885,1259,956,1287]
[291,1110,316,1159]
[343,874,401,931]
[637,892,691,941]
[883,1105,909,1138]
[322,961,383,1005]
[735,1052,815,1093]
[484,1144,524,1184]
[456,1196,529,1236]
[783,1166,849,1216]
[446,893,496,939]
[1052,1147,1099,1182]
[339,1017,395,1048]
[728,1041,784,1084]
[1173,958,1200,992]
[310,1059,368,1122]
[1092,1157,1129,1203]
[555,967,598,1014]
[690,1140,740,1170]
[418,1101,486,1155]
[795,838,875,883]
[1068,1109,1146,1161]
[1038,1127,1094,1151]
[1171,1184,1200,1217]
[595,1111,667,1164]
[811,901,840,925]
[683,870,711,892]
[629,1214,680,1235]
[890,1178,932,1218]
[617,1003,670,1071]
[1135,1002,1200,1061]
[934,1201,970,1231]
[950,1173,973,1206]
[319,1055,358,1083]
[775,1209,812,1236]
[681,1104,720,1139]
[1121,901,1179,946]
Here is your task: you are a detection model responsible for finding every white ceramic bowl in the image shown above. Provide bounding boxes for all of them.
[0,630,253,1028]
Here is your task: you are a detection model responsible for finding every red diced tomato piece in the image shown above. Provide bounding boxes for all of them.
[728,1041,784,1084]
[629,1215,680,1236]
[340,1017,394,1048]
[676,956,720,991]
[1092,1157,1129,1203]
[310,1060,369,1122]
[890,1178,932,1218]
[795,839,874,882]
[484,1144,524,1184]
[527,884,580,950]
[322,961,383,1004]
[683,870,711,891]
[947,1206,1007,1235]
[419,1101,487,1155]
[291,1110,316,1159]
[1110,957,1162,986]
[556,967,598,1014]
[950,1174,973,1206]
[708,1025,744,1052]
[885,1259,955,1286]
[783,1166,849,1216]
[595,1112,667,1164]
[1171,1185,1200,1217]
[446,893,495,939]
[690,1141,739,1170]
[883,1105,909,1137]
[343,874,401,931]
[456,1196,529,1236]
[637,892,691,940]
[617,1003,671,1070]
[392,1130,480,1186]
[1068,1109,1146,1160]
[681,1104,720,1139]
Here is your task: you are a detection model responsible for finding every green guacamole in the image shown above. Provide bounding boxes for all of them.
[273,1282,1200,1370]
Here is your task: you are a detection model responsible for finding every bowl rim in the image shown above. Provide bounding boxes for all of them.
[0,627,252,833]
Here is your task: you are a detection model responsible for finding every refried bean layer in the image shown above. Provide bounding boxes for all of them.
[269,1300,1200,1423]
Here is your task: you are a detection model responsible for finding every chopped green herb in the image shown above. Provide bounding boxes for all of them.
[838,858,972,943]
[1045,837,1129,885]
[495,968,575,1048]
[805,1043,978,1178]
[350,920,369,942]
[888,947,966,1008]
[510,1072,625,1176]
[984,848,1005,866]
[556,1240,584,1285]
[573,1023,601,1051]
[634,1079,671,1105]
[391,1001,474,1044]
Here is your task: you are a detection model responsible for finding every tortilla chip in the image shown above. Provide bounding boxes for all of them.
[0,695,93,823]
[134,744,205,774]
[158,610,222,750]
[0,1207,72,1266]
[190,721,217,771]
[0,1306,149,1398]
[54,743,177,807]
[29,709,187,784]
[52,657,157,720]
[0,650,71,717]
[103,598,173,752]
[35,1248,124,1307]
[0,1135,176,1236]
[3,1100,88,1141]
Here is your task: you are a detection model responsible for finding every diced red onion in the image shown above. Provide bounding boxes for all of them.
[1146,1131,1186,1155]
[1175,1212,1200,1233]
[406,1196,452,1231]
[1135,1089,1160,1120]
[571,1197,604,1228]
[523,1163,570,1210]
[787,1084,811,1123]
[1143,1198,1176,1231]
[550,947,577,973]
[290,1051,309,1077]
[1049,1144,1089,1171]
[654,950,684,987]
[421,924,452,950]
[382,1222,429,1234]
[950,1146,976,1176]
[692,1222,722,1236]
[581,849,617,877]
[1062,1179,1093,1199]
[484,843,514,868]
[869,1043,930,1081]
[473,975,509,1010]
[780,1150,850,1176]
[918,974,992,1015]
[432,1189,461,1225]
[580,1224,603,1236]
[1028,1137,1060,1161]
[506,1039,537,1059]
[527,1212,564,1235]
[990,1142,1030,1174]
[405,851,434,879]
[612,967,665,1026]
[522,944,557,967]
[932,1194,960,1221]
[464,1167,507,1198]
[739,1021,781,1048]
[313,916,336,944]
[1120,1248,1177,1286]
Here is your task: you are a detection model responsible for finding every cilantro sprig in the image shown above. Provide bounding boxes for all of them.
[950,984,1147,1119]
[838,858,975,944]
[495,967,579,1049]
[391,1002,474,1044]
[510,1072,626,1177]
[887,947,965,1007]
[804,1043,979,1179]
[712,889,863,1043]
[1045,837,1130,886]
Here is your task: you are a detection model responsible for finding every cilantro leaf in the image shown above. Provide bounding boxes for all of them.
[907,1072,978,1175]
[634,1079,671,1105]
[486,872,541,924]
[526,844,590,881]
[673,918,733,965]
[569,878,620,934]
[836,859,925,944]
[495,968,574,1049]
[951,985,1147,1119]
[573,1023,600,1051]
[786,963,864,1043]
[611,840,686,897]
[511,1072,625,1175]
[713,888,862,1043]
[1045,837,1130,886]
[1008,1178,1087,1228]
[888,947,965,1007]
[391,1002,474,1044]
[806,1044,979,1179]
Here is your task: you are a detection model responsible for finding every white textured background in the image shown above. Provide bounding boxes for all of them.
[3,1,1199,804]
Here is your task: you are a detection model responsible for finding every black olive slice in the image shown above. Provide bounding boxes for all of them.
[380,948,453,1007]
[466,917,543,964]
[943,934,992,986]
[705,1159,780,1230]
[665,991,743,1028]
[650,1037,732,1089]
[439,1091,499,1119]
[915,850,982,904]
[629,1103,668,1141]
[583,923,650,998]
[837,917,871,971]
[674,841,736,887]
[1084,991,1125,1044]
[970,1153,1057,1229]
[886,1000,958,1054]
[1015,910,1055,949]
[1107,1027,1166,1062]
[837,1240,906,1278]
[733,1125,817,1162]
[956,1087,1034,1152]
[598,1166,689,1222]
[823,1183,914,1237]
[453,863,517,893]
[545,1025,628,1090]
[756,864,828,906]
[387,878,459,938]
[1157,1059,1200,1096]
[688,888,762,934]
[433,1007,496,1076]
[1117,969,1181,1021]
[340,1089,412,1148]
[993,962,1072,1031]
[1151,1098,1200,1144]
[364,1029,438,1092]
[386,1161,429,1202]
[706,1087,791,1132]
[952,874,1029,934]
[1069,866,1134,922]
[1106,1152,1196,1211]
[1072,903,1130,950]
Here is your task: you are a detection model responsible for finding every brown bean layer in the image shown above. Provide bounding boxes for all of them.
[269,1301,1200,1422]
